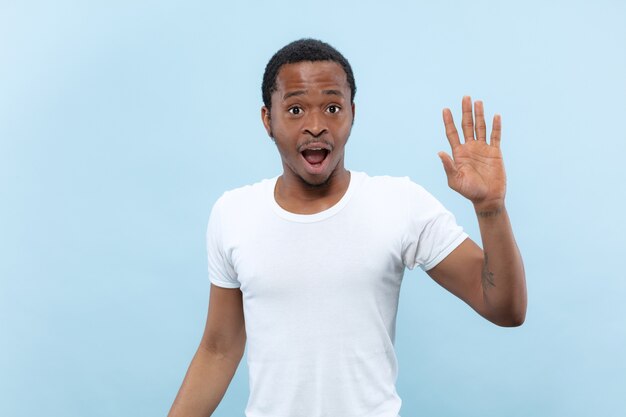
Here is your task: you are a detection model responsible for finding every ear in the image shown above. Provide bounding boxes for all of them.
[261,106,273,138]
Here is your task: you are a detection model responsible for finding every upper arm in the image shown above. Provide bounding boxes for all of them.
[426,238,487,317]
[200,284,246,359]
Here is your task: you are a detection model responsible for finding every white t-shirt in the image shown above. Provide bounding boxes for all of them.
[207,171,468,417]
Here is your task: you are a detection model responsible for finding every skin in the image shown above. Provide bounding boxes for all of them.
[168,284,246,417]
[427,96,527,327]
[168,63,527,417]
[261,61,355,214]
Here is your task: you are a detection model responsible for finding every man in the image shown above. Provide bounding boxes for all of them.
[168,39,526,417]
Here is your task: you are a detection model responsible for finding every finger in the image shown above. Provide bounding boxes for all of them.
[490,114,502,148]
[461,95,474,142]
[438,151,458,179]
[442,108,461,149]
[474,100,487,141]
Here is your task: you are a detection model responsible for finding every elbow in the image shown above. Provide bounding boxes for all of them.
[491,306,526,327]
[200,329,247,361]
[497,313,525,327]
[486,287,527,327]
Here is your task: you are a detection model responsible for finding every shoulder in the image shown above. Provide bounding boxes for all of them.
[213,177,275,211]
[355,171,431,200]
[354,171,447,220]
[208,177,276,236]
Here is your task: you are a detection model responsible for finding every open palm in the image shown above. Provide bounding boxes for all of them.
[439,96,506,208]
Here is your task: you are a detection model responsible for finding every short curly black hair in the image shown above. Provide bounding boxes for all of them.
[262,38,356,110]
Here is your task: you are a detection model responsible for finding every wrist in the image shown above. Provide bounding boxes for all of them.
[473,199,506,218]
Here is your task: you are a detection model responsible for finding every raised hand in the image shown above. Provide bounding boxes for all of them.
[439,96,506,212]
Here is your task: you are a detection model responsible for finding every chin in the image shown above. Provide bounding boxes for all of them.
[298,172,333,188]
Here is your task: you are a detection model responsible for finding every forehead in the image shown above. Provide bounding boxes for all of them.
[273,61,349,96]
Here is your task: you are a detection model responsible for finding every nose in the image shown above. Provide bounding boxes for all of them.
[302,109,327,138]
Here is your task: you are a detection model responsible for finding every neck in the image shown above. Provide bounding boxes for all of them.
[275,167,351,215]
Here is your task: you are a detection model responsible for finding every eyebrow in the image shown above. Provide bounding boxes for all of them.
[282,89,345,100]
[321,89,344,97]
[283,90,306,100]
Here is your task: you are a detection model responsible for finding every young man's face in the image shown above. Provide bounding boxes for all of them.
[262,61,355,187]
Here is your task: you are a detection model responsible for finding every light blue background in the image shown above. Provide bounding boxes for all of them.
[1,1,625,416]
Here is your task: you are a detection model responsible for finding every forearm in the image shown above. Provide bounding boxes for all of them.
[168,345,244,417]
[474,203,527,326]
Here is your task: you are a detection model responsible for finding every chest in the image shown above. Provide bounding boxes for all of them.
[226,215,406,302]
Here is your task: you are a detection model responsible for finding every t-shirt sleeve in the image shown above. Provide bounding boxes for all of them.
[206,197,240,288]
[401,180,468,271]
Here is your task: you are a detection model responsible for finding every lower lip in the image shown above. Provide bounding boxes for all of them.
[300,152,330,175]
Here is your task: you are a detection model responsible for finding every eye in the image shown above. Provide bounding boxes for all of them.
[288,106,302,115]
[327,105,341,114]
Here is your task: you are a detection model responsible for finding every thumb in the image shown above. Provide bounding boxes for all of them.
[437,151,457,179]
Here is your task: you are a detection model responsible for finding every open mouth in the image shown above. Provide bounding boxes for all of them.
[301,148,329,166]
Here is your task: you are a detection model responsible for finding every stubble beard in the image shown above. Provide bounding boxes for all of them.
[298,172,333,188]
[269,119,349,189]
[282,156,335,189]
